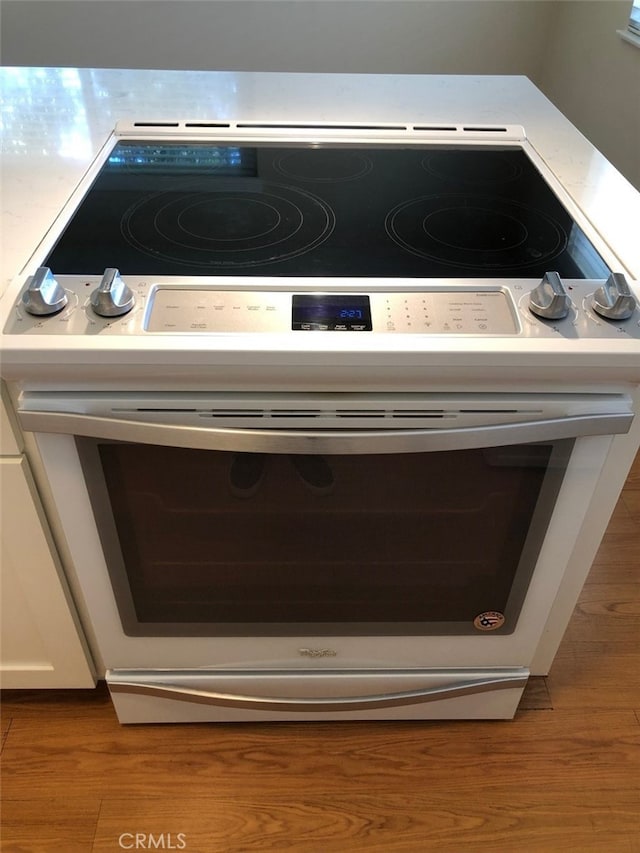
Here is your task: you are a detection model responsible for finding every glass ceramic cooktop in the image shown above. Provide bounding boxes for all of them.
[44,142,610,279]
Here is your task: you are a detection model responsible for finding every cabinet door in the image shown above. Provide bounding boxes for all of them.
[0,456,95,688]
[1,383,22,455]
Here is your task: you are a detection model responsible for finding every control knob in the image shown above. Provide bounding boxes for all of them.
[528,271,571,320]
[90,268,135,317]
[592,272,636,321]
[22,267,68,316]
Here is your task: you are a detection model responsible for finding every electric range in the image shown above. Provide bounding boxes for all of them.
[1,121,639,723]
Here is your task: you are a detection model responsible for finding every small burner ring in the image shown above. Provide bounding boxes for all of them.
[385,194,567,270]
[422,206,529,253]
[175,196,282,244]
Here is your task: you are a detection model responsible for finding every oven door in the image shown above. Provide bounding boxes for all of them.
[19,392,632,721]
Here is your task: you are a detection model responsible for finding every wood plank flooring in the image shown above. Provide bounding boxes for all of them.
[2,453,639,852]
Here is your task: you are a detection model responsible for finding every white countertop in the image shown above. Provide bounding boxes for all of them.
[2,67,640,297]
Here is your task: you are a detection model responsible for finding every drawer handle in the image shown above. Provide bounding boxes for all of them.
[109,672,529,712]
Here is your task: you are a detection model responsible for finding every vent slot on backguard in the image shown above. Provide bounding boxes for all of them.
[118,120,525,141]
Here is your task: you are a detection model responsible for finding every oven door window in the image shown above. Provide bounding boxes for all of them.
[77,439,573,636]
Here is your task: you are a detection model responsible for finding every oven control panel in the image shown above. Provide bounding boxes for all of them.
[4,270,640,340]
[145,288,518,335]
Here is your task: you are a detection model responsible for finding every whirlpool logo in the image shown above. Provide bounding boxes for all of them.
[118,833,187,849]
[298,647,337,657]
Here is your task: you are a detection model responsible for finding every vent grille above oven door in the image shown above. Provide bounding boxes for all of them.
[20,390,632,431]
[18,391,633,455]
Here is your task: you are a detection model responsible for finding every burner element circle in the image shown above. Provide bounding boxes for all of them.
[423,207,528,253]
[176,196,282,243]
[121,179,335,268]
[274,149,373,182]
[385,194,567,270]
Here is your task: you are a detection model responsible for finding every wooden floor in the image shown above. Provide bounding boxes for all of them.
[2,455,639,852]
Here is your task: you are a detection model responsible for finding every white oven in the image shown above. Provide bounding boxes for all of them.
[2,122,639,722]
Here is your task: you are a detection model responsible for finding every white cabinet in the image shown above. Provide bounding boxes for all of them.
[0,388,95,688]
[0,385,22,455]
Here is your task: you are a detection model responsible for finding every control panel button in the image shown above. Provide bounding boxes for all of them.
[90,268,135,317]
[21,267,68,316]
[592,272,636,321]
[528,271,571,320]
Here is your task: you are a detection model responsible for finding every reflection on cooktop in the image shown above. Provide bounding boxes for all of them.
[45,142,610,279]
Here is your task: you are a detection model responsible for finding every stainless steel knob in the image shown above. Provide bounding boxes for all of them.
[592,272,637,321]
[21,267,68,316]
[90,268,135,317]
[528,271,571,320]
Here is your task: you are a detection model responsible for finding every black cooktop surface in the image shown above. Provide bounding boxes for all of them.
[45,142,610,279]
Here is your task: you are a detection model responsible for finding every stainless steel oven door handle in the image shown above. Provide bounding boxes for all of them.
[18,408,633,453]
[108,672,529,712]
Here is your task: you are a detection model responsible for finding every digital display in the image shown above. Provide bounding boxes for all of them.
[292,294,372,331]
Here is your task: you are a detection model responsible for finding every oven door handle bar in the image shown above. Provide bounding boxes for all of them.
[107,671,529,712]
[18,409,633,453]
